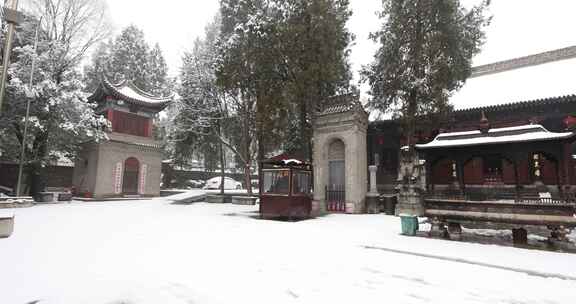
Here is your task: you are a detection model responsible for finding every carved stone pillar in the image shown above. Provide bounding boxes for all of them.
[366,165,380,213]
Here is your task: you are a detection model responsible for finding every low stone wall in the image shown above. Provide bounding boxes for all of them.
[231,196,258,205]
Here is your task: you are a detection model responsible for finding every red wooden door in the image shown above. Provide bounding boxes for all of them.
[123,157,140,194]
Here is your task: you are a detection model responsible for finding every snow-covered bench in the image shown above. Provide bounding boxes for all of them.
[0,215,14,238]
[424,198,576,243]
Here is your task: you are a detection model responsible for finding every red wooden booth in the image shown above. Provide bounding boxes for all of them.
[259,155,313,219]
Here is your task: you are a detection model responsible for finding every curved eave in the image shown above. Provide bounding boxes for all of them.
[101,77,173,111]
[416,132,576,150]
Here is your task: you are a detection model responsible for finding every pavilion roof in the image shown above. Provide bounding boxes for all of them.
[416,124,574,150]
[90,75,173,111]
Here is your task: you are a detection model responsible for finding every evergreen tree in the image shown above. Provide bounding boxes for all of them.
[217,0,354,160]
[84,25,170,96]
[281,0,355,158]
[147,43,169,96]
[83,40,112,92]
[108,25,152,90]
[362,0,490,147]
[218,0,288,192]
[172,15,238,192]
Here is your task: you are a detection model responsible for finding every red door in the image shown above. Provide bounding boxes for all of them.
[123,157,140,195]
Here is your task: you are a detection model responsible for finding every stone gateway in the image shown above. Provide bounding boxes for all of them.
[312,94,368,214]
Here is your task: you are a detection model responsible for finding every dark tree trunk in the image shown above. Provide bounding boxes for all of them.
[299,99,311,161]
[218,121,225,195]
[243,99,253,196]
[28,130,49,196]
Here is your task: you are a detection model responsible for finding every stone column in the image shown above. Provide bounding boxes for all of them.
[368,165,378,194]
[366,165,380,213]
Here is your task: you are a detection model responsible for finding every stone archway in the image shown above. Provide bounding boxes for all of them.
[122,157,140,195]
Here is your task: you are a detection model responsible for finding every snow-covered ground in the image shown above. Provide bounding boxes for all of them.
[2,200,576,304]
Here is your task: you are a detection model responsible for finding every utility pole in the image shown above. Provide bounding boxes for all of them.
[0,0,21,113]
[16,17,42,197]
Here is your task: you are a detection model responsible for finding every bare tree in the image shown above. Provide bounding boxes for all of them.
[25,0,111,72]
[0,0,112,195]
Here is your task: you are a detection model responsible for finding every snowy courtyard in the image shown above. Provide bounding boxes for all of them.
[2,199,576,304]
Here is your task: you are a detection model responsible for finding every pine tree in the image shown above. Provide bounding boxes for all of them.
[84,25,170,96]
[147,43,169,96]
[108,25,152,90]
[362,0,490,147]
[281,0,355,158]
[218,0,288,192]
[83,40,112,92]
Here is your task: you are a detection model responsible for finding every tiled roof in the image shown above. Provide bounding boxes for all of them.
[470,46,576,78]
[317,94,364,116]
[451,56,576,111]
[91,75,173,111]
[454,94,576,114]
[416,124,574,149]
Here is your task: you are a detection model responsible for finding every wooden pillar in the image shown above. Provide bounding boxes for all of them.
[146,118,153,138]
[555,159,562,193]
[107,109,115,132]
[563,142,573,186]
[425,155,432,192]
[555,145,568,194]
[513,159,520,200]
[456,159,465,192]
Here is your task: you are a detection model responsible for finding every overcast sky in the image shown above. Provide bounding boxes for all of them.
[104,0,576,91]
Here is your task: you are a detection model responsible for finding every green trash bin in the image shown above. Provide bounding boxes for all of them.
[400,215,419,236]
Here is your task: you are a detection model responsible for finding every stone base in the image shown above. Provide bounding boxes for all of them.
[0,216,14,238]
[311,200,326,217]
[231,196,258,205]
[395,186,424,216]
[206,195,226,204]
[395,203,424,217]
[365,195,381,214]
[346,199,365,214]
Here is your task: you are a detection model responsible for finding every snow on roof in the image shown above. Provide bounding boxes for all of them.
[96,75,173,111]
[451,57,576,110]
[117,84,170,105]
[281,159,302,165]
[416,124,574,149]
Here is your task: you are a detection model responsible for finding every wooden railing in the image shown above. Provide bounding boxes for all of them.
[425,188,576,206]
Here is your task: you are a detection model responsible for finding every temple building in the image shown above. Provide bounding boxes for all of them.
[368,46,576,197]
[73,76,172,198]
[312,46,576,216]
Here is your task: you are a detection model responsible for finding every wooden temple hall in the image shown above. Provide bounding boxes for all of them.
[368,100,576,197]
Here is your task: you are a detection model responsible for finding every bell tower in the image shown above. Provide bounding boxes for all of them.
[73,75,173,198]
